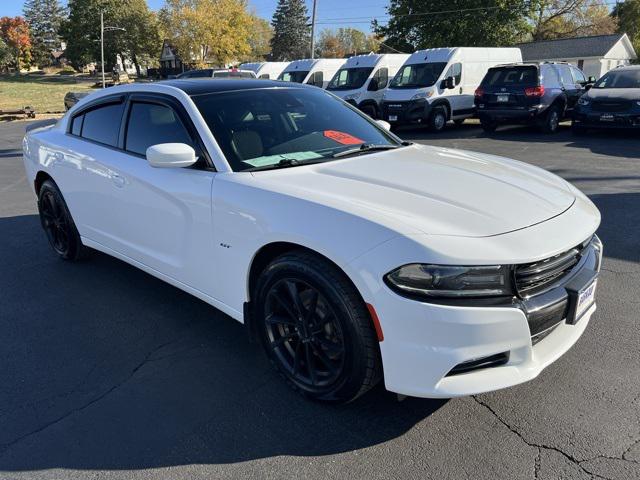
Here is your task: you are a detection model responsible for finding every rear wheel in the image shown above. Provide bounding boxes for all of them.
[428,107,448,132]
[540,105,561,134]
[254,251,382,403]
[38,179,86,261]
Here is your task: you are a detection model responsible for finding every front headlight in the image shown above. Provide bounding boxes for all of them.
[577,97,591,106]
[411,90,433,101]
[384,264,512,298]
[344,92,361,102]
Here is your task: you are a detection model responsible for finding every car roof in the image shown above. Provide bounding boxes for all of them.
[157,78,311,96]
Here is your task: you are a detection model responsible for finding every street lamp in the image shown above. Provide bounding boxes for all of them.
[100,11,126,88]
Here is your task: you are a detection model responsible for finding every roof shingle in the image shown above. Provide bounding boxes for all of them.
[516,34,625,61]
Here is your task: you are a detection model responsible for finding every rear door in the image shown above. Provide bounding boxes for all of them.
[479,65,540,110]
[555,64,582,112]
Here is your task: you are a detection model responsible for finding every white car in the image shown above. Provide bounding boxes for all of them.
[23,79,602,403]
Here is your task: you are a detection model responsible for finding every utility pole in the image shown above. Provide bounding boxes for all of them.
[101,11,105,88]
[310,0,318,59]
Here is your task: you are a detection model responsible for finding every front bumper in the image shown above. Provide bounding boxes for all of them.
[573,110,640,129]
[350,228,602,399]
[382,99,431,125]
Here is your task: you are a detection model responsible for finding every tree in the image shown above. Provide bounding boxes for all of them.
[316,29,344,58]
[0,38,14,71]
[160,0,253,67]
[0,16,32,70]
[530,0,618,41]
[116,0,161,76]
[246,15,273,61]
[612,0,640,60]
[23,0,66,68]
[270,0,311,60]
[373,0,533,52]
[316,27,379,58]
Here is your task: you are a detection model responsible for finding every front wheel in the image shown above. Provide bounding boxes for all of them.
[360,104,379,120]
[254,251,382,403]
[428,107,448,132]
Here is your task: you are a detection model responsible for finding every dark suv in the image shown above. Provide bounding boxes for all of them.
[475,63,592,133]
[572,66,640,133]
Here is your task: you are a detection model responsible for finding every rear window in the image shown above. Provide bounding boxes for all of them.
[482,66,538,87]
[278,71,309,83]
[80,102,124,147]
[212,71,255,78]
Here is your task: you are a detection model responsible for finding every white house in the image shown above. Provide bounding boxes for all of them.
[517,33,637,79]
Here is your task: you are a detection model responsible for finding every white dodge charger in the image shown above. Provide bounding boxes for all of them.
[23,79,602,403]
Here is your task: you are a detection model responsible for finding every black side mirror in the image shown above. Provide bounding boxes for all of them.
[367,78,379,91]
[588,76,596,83]
[442,76,455,89]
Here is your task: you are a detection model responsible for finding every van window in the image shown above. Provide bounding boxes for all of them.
[278,70,309,83]
[81,102,124,147]
[327,67,373,90]
[570,66,586,84]
[259,73,270,79]
[444,63,462,85]
[306,71,324,87]
[390,62,447,88]
[125,102,194,156]
[482,66,538,87]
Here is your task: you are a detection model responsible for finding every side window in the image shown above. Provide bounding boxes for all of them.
[81,102,124,147]
[445,63,462,85]
[376,67,389,89]
[259,73,269,79]
[307,71,323,87]
[70,114,83,136]
[541,65,560,86]
[556,65,575,86]
[125,102,194,156]
[571,66,586,84]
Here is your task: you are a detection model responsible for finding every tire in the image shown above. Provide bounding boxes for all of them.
[428,107,447,132]
[540,105,561,134]
[38,179,86,261]
[253,250,382,403]
[361,104,378,120]
[480,119,498,133]
[453,118,465,126]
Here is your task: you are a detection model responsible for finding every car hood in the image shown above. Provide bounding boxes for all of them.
[585,88,640,101]
[251,144,575,237]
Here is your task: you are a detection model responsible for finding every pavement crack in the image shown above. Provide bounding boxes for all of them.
[0,338,180,456]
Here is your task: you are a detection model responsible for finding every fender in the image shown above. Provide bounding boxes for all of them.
[428,98,452,119]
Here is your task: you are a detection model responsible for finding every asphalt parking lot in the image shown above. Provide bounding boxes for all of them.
[1,119,639,480]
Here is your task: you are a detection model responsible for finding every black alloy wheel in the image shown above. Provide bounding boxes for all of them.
[255,251,382,403]
[264,278,345,390]
[38,179,85,260]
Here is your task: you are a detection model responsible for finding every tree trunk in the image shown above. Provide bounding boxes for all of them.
[132,52,141,77]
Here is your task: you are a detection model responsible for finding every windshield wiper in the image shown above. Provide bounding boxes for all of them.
[245,157,325,172]
[332,143,401,158]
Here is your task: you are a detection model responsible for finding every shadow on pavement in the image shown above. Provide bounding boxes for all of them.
[0,214,445,471]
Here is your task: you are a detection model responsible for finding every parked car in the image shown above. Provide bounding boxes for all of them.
[475,62,593,133]
[63,91,91,111]
[277,58,345,88]
[239,61,290,79]
[382,47,522,132]
[326,53,409,119]
[572,65,640,133]
[177,68,256,79]
[23,79,602,403]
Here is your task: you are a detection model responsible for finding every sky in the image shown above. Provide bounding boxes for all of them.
[1,0,389,33]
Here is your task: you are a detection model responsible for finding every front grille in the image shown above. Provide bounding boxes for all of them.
[591,99,632,113]
[515,245,584,296]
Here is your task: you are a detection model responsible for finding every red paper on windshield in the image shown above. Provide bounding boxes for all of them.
[323,130,364,145]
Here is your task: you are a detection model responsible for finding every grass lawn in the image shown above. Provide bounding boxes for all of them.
[0,74,98,113]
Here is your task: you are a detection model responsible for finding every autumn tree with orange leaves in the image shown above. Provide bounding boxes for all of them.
[0,17,32,70]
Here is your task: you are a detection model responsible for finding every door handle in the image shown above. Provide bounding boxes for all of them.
[110,172,126,188]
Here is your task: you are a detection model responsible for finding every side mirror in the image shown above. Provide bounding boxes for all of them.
[375,119,391,131]
[441,76,455,89]
[367,78,379,91]
[588,76,596,83]
[146,143,197,168]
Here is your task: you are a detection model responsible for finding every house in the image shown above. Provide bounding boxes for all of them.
[159,39,184,77]
[516,33,637,79]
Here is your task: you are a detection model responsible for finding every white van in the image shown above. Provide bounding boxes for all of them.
[239,61,290,80]
[382,47,522,131]
[325,53,410,118]
[277,58,346,88]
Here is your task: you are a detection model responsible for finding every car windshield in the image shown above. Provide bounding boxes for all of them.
[212,71,255,78]
[278,71,310,83]
[594,69,640,89]
[327,67,374,90]
[482,66,538,87]
[389,62,447,88]
[191,87,401,172]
